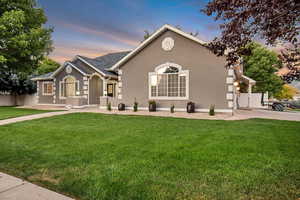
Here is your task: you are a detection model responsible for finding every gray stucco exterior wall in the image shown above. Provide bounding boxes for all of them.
[118,30,230,110]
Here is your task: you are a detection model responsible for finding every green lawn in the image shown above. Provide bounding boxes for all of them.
[0,106,56,120]
[0,113,299,200]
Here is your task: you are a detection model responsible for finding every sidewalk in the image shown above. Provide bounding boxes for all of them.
[0,110,77,126]
[0,172,74,200]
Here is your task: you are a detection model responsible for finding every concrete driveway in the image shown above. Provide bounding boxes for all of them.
[229,109,300,121]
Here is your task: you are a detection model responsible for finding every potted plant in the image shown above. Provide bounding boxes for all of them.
[170,104,175,113]
[148,100,156,112]
[133,98,138,112]
[209,104,215,116]
[118,103,125,111]
[107,101,112,111]
[187,102,195,113]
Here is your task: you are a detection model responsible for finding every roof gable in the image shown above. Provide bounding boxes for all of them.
[77,51,130,77]
[109,24,207,70]
[51,62,87,77]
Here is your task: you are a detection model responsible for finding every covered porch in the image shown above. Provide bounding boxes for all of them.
[64,74,118,108]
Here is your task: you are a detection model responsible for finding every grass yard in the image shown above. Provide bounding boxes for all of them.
[0,106,56,120]
[0,113,299,200]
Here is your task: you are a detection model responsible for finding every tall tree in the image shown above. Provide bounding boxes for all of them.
[36,57,60,75]
[202,0,300,82]
[0,0,53,104]
[242,43,284,103]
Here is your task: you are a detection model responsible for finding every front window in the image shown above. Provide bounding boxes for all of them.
[107,83,116,97]
[149,63,188,99]
[60,76,80,98]
[42,82,53,95]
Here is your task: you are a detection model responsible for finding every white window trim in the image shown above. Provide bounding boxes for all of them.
[148,63,189,100]
[59,75,80,100]
[42,81,54,96]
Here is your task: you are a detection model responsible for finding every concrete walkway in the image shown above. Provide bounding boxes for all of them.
[0,110,77,126]
[78,108,300,121]
[0,172,74,200]
[8,106,300,123]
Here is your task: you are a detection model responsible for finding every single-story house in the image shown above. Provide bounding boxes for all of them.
[32,24,254,112]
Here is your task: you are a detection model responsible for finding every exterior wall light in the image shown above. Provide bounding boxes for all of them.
[233,81,239,87]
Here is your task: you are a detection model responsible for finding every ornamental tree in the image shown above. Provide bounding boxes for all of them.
[0,0,53,103]
[274,84,299,100]
[242,43,284,102]
[202,0,300,82]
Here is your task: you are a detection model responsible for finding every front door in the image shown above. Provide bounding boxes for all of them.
[89,76,102,104]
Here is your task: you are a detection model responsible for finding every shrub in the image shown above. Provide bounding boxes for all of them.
[170,104,175,113]
[187,102,195,113]
[107,102,112,111]
[209,104,215,116]
[148,100,156,112]
[133,99,138,112]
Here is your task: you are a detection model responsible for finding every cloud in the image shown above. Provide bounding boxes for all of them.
[49,42,130,63]
[53,20,140,47]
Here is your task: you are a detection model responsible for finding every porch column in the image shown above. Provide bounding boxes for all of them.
[83,76,89,101]
[248,83,252,108]
[103,79,108,97]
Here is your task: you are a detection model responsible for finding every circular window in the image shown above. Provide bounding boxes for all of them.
[66,65,72,74]
[162,37,174,51]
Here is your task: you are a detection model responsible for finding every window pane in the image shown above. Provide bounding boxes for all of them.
[66,82,75,97]
[168,74,178,97]
[158,74,168,96]
[151,86,157,97]
[47,84,53,94]
[180,76,186,97]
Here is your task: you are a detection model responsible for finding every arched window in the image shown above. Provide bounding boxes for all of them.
[60,76,79,98]
[149,63,189,99]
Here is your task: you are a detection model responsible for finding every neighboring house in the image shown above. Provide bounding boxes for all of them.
[32,24,253,112]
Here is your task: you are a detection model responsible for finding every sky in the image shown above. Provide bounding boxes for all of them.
[38,0,221,63]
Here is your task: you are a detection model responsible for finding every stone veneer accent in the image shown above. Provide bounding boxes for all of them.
[227,68,234,108]
[36,81,39,102]
[53,78,56,104]
[117,70,122,99]
[83,76,88,99]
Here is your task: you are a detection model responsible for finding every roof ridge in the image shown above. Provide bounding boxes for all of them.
[95,51,131,59]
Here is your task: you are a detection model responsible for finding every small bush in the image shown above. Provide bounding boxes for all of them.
[133,99,138,112]
[170,104,175,113]
[209,104,215,116]
[107,102,112,111]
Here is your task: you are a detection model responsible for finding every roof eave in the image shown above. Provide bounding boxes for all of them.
[77,55,117,78]
[31,77,53,81]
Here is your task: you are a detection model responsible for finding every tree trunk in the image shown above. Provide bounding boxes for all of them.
[261,92,264,106]
[12,92,17,106]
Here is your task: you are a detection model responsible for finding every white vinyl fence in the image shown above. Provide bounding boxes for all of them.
[0,93,38,106]
[239,92,268,108]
